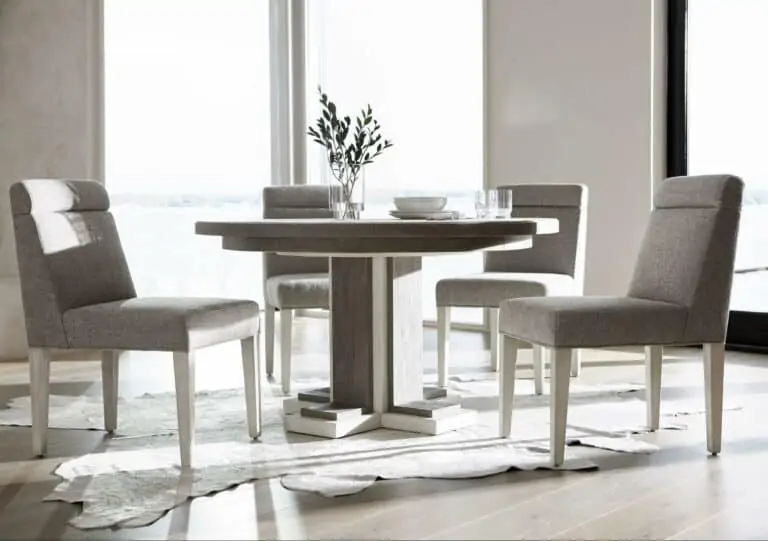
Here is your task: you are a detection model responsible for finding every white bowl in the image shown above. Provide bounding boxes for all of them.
[393,196,448,213]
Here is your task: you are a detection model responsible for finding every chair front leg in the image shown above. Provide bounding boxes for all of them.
[499,335,519,438]
[173,350,196,468]
[549,347,573,468]
[264,305,276,376]
[101,350,120,433]
[489,307,500,372]
[241,335,262,439]
[29,347,51,457]
[703,342,725,455]
[280,309,293,394]
[645,345,663,431]
[437,306,451,387]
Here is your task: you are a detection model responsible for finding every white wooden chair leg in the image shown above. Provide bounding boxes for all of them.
[173,351,196,468]
[489,307,500,372]
[437,306,450,387]
[29,347,51,457]
[499,335,518,438]
[645,345,662,431]
[704,342,725,455]
[550,347,572,468]
[101,350,120,433]
[570,348,581,377]
[280,309,293,394]
[532,344,544,395]
[241,336,262,439]
[264,305,276,376]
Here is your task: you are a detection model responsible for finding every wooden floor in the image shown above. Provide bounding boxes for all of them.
[2,316,768,540]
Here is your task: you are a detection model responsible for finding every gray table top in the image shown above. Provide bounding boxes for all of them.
[195,217,558,255]
[195,217,559,238]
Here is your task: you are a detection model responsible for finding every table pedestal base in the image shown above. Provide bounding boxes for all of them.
[282,384,477,438]
[282,256,477,439]
[284,410,382,439]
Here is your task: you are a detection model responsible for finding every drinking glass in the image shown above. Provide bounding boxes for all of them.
[474,190,493,219]
[493,188,514,218]
[475,189,513,219]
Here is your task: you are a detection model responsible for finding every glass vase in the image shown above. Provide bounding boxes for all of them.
[329,171,365,220]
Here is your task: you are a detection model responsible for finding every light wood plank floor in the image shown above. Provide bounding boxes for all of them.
[1,316,768,540]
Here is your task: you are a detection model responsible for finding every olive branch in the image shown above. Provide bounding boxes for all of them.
[307,86,393,204]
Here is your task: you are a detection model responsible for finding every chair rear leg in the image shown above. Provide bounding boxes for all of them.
[645,345,663,431]
[264,306,276,376]
[570,349,581,377]
[532,344,544,395]
[437,306,451,387]
[489,308,500,372]
[704,342,725,455]
[280,309,294,394]
[101,350,120,433]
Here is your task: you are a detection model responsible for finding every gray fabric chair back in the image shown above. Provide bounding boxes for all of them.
[9,179,137,348]
[628,174,744,343]
[262,185,333,283]
[484,184,588,291]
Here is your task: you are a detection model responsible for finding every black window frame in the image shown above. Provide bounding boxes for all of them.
[666,0,687,178]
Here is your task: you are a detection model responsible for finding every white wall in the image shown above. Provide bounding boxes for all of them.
[486,0,665,295]
[0,0,103,360]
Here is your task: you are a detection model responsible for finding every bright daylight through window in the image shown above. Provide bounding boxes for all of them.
[105,0,482,324]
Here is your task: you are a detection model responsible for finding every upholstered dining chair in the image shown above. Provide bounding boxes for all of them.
[436,184,588,392]
[262,186,332,395]
[10,179,262,468]
[497,174,744,467]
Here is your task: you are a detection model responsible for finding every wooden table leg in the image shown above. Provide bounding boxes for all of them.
[283,257,381,437]
[380,257,477,435]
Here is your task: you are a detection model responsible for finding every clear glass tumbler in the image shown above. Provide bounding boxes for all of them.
[475,189,513,219]
[492,188,514,218]
[474,190,492,219]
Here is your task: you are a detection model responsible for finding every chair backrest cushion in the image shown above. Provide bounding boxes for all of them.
[262,185,333,284]
[9,179,136,348]
[484,184,588,290]
[628,174,744,343]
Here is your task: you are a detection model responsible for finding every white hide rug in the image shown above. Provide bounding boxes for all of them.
[0,374,739,531]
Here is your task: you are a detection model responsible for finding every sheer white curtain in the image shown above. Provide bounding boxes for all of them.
[305,0,484,323]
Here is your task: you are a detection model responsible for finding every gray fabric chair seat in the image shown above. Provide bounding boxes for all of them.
[499,296,688,348]
[63,297,259,352]
[436,272,577,307]
[265,273,330,310]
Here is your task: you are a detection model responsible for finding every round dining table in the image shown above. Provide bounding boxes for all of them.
[195,217,559,439]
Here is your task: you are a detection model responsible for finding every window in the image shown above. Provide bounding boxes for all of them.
[104,0,271,301]
[305,0,484,323]
[674,0,768,348]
